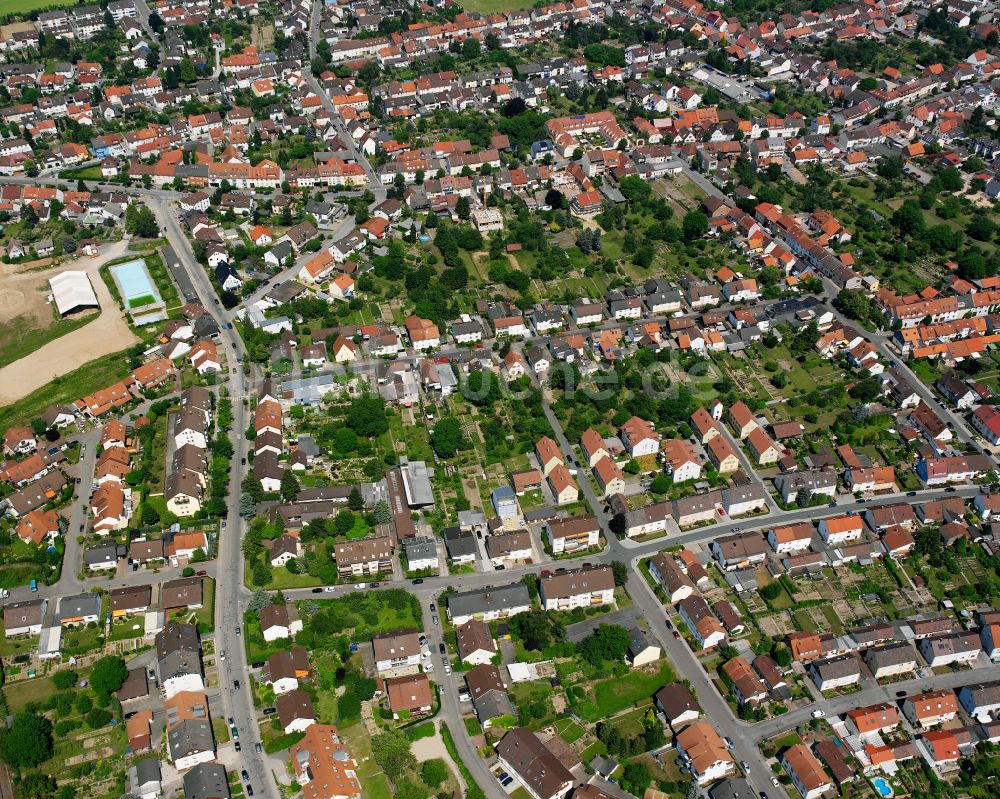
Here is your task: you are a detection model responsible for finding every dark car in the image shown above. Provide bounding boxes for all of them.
[673,630,680,639]
[234,741,241,752]
[945,486,957,492]
[246,787,254,797]
[429,602,436,611]
[856,498,866,503]
[311,587,323,593]
[907,491,917,496]
[439,642,446,654]
[242,771,251,782]
[371,583,380,588]
[828,502,837,508]
[196,570,207,576]
[412,578,424,585]
[896,690,907,697]
[234,680,241,690]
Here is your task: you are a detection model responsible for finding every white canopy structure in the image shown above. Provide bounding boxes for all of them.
[49,270,99,316]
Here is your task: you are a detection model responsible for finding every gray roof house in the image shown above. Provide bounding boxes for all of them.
[443,526,478,563]
[466,664,515,728]
[448,583,531,625]
[58,592,101,625]
[129,759,162,799]
[183,761,229,799]
[167,719,215,768]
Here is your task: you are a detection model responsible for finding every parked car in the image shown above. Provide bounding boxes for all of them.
[196,570,207,577]
[242,771,250,782]
[324,586,336,592]
[246,786,254,797]
[235,741,241,752]
[233,680,240,690]
[432,615,439,625]
[439,642,446,654]
[412,578,424,585]
[311,588,323,593]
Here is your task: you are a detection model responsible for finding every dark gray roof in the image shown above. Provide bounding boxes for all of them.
[709,778,755,799]
[449,583,530,619]
[168,719,215,760]
[443,526,478,558]
[183,762,229,799]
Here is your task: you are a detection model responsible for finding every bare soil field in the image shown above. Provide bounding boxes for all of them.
[0,241,140,406]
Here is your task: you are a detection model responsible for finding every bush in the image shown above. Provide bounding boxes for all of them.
[52,670,77,690]
[421,758,449,789]
[85,708,112,729]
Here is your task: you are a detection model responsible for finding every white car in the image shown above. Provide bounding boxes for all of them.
[220,650,226,661]
[444,664,452,674]
[324,586,336,592]
[422,650,431,659]
[424,662,434,672]
[811,709,825,719]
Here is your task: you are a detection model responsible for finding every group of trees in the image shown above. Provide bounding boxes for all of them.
[596,711,665,760]
[123,203,159,239]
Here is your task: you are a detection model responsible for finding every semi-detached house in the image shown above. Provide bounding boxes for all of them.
[903,690,959,729]
[448,583,531,626]
[675,722,734,785]
[539,566,615,611]
[677,594,726,650]
[545,514,599,554]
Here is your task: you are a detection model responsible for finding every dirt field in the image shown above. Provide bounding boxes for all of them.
[0,241,140,406]
[0,256,57,324]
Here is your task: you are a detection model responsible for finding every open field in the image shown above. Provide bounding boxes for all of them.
[0,240,140,406]
[0,348,133,431]
[458,0,535,12]
[0,0,72,16]
[0,310,97,369]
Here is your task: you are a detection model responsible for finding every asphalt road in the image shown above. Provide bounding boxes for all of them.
[147,196,275,798]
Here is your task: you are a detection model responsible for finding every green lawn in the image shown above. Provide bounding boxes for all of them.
[576,662,676,721]
[555,717,586,743]
[0,0,73,13]
[6,671,60,714]
[458,0,534,12]
[0,348,133,430]
[58,165,105,181]
[128,294,157,309]
[61,624,104,657]
[0,635,38,657]
[342,723,393,799]
[253,560,322,590]
[297,591,423,640]
[0,310,98,369]
[792,609,817,631]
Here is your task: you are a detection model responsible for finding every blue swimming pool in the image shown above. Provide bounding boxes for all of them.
[110,259,161,308]
[872,777,893,797]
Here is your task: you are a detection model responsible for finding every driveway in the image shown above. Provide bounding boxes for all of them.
[564,607,643,642]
